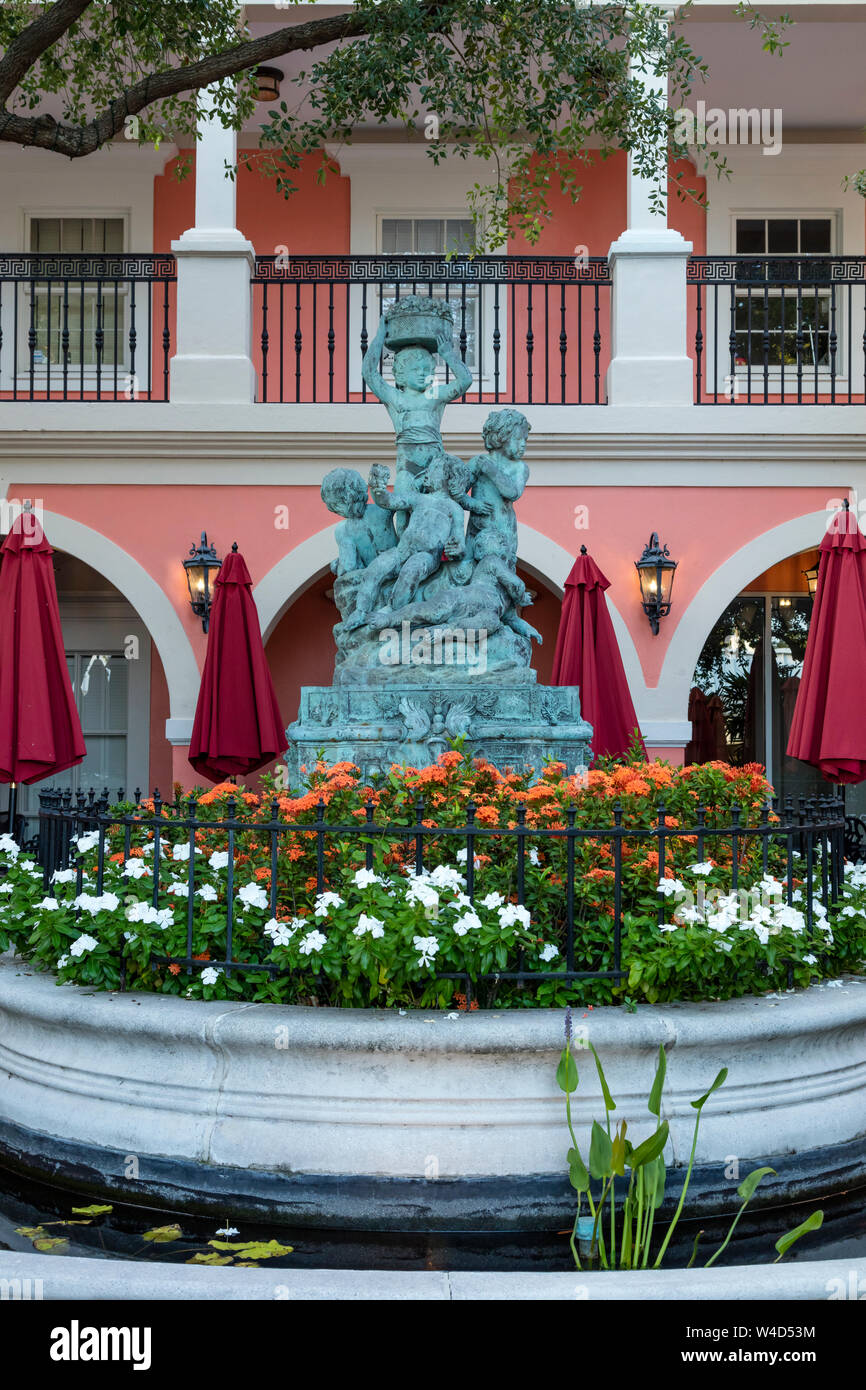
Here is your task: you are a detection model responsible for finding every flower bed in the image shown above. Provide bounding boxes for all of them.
[1,753,864,1009]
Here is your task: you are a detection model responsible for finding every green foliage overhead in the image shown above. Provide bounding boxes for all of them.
[0,1,795,244]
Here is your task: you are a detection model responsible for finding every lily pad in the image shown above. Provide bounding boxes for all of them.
[142,1223,183,1243]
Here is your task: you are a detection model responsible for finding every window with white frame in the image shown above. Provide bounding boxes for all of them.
[732,214,836,372]
[25,215,127,371]
[378,215,480,371]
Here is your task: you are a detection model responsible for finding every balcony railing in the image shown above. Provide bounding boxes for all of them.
[251,254,612,405]
[0,253,177,401]
[688,255,866,405]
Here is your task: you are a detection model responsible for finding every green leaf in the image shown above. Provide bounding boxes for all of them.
[691,1067,728,1111]
[142,1223,182,1243]
[589,1119,613,1180]
[208,1239,293,1259]
[71,1204,113,1216]
[774,1209,823,1260]
[33,1236,69,1252]
[588,1043,616,1112]
[610,1121,628,1177]
[186,1252,233,1265]
[737,1166,776,1204]
[556,1046,579,1094]
[567,1146,589,1193]
[627,1120,669,1170]
[648,1044,667,1117]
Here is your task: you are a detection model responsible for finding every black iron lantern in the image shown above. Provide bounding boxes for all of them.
[636,533,677,635]
[803,555,820,599]
[253,66,283,103]
[183,533,222,632]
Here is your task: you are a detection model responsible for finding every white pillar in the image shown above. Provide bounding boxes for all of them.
[170,89,257,404]
[606,13,693,407]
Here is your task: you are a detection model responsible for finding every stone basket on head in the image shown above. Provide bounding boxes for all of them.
[384,295,455,353]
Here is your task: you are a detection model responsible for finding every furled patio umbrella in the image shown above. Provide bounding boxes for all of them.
[189,544,288,782]
[786,502,866,783]
[0,509,86,830]
[551,545,644,760]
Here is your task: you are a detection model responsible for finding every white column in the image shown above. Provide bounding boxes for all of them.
[170,89,257,404]
[606,12,693,407]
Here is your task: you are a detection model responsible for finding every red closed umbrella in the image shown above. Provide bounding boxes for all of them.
[189,544,288,782]
[551,545,644,760]
[786,502,866,783]
[0,510,86,827]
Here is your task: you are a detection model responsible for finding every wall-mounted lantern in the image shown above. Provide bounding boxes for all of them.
[636,533,677,635]
[183,533,222,633]
[803,557,820,599]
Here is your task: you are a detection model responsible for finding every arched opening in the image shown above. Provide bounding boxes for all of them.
[686,543,866,815]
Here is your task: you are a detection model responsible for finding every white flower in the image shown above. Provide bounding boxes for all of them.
[456,848,481,869]
[51,868,76,884]
[56,953,69,969]
[499,903,531,930]
[299,929,327,955]
[427,864,465,892]
[658,924,679,933]
[481,891,504,909]
[37,897,60,911]
[237,882,268,911]
[0,882,13,893]
[657,879,686,898]
[803,953,818,965]
[314,891,344,918]
[74,891,120,916]
[406,880,440,912]
[452,911,482,938]
[20,859,36,872]
[123,858,151,880]
[208,851,229,872]
[674,905,704,925]
[125,901,173,929]
[539,943,559,962]
[215,1225,239,1238]
[353,913,385,939]
[74,832,100,854]
[264,917,299,948]
[172,843,199,862]
[716,940,733,952]
[413,935,439,968]
[200,966,223,986]
[197,883,218,902]
[752,924,770,946]
[166,880,190,897]
[353,867,388,889]
[688,862,715,876]
[0,833,20,857]
[69,932,98,957]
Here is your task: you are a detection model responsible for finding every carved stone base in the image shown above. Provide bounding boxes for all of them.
[285,677,593,785]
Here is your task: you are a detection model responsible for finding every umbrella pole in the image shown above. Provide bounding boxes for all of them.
[7,782,17,835]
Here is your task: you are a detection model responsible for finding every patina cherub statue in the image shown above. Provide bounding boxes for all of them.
[461,408,530,572]
[320,467,395,578]
[340,454,471,632]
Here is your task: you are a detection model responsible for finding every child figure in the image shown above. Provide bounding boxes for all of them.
[341,455,471,631]
[362,311,473,492]
[320,468,395,578]
[457,408,531,579]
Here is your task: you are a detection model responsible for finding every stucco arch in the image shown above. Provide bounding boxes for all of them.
[653,509,828,725]
[253,523,646,700]
[42,510,200,721]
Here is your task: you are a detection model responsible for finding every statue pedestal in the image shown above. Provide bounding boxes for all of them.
[285,676,592,785]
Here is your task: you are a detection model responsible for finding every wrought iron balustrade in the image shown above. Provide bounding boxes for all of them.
[251,254,612,405]
[0,253,176,402]
[688,255,866,404]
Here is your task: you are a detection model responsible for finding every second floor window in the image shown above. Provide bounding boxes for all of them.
[733,215,835,372]
[378,216,479,371]
[26,216,126,371]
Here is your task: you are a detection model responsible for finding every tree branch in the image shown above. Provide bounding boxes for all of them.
[0,1,458,157]
[0,0,94,104]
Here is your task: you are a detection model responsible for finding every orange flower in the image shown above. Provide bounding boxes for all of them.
[437,750,463,769]
[168,963,182,976]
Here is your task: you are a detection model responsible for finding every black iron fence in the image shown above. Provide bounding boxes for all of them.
[0,254,176,401]
[251,254,612,405]
[688,255,866,404]
[36,786,847,1001]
